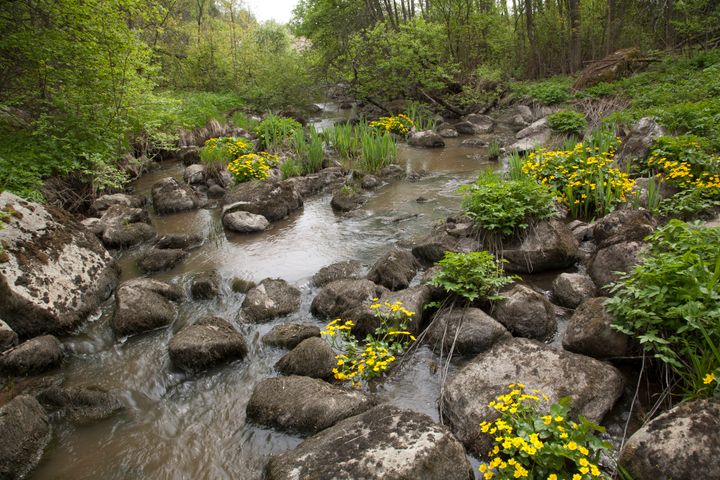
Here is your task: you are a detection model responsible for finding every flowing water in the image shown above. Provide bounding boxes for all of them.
[29,113,519,479]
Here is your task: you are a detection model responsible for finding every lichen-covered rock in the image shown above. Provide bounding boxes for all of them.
[137,248,187,273]
[275,337,336,379]
[262,323,321,349]
[240,278,301,323]
[589,241,645,293]
[592,209,656,248]
[367,248,419,291]
[265,405,472,480]
[619,398,720,480]
[618,117,666,162]
[151,177,200,214]
[155,233,204,250]
[494,285,557,340]
[223,180,302,221]
[111,278,183,337]
[247,376,373,435]
[408,130,445,148]
[563,297,628,358]
[311,279,387,320]
[0,395,50,480]
[222,210,270,233]
[465,114,495,133]
[89,193,145,216]
[313,260,364,287]
[438,128,459,138]
[168,317,247,372]
[0,192,119,337]
[331,186,365,212]
[190,271,222,300]
[426,308,510,356]
[183,164,206,185]
[346,285,431,338]
[502,220,579,273]
[102,221,155,249]
[0,335,63,376]
[552,272,597,309]
[36,385,124,424]
[442,337,624,455]
[0,319,18,352]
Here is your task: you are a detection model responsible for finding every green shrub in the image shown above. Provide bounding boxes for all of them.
[607,220,720,398]
[547,110,587,136]
[429,251,518,303]
[460,172,556,236]
[515,78,572,105]
[255,114,302,151]
[227,152,278,183]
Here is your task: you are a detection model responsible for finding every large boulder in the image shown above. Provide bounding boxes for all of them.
[411,227,480,264]
[502,220,579,273]
[275,337,336,379]
[0,319,18,352]
[222,210,269,233]
[240,279,301,323]
[442,337,624,455]
[151,177,201,214]
[224,180,302,222]
[563,297,628,358]
[262,323,321,349]
[111,279,183,337]
[592,209,656,249]
[589,241,645,293]
[36,385,124,424]
[493,285,557,340]
[552,272,597,309]
[0,335,63,376]
[247,376,373,435]
[408,130,445,148]
[425,308,509,357]
[313,260,364,287]
[0,395,51,480]
[137,248,187,273]
[346,285,431,338]
[367,248,419,291]
[89,203,155,249]
[465,114,495,133]
[618,117,666,162]
[168,317,247,372]
[619,398,720,480]
[0,192,119,337]
[311,279,387,320]
[265,405,472,480]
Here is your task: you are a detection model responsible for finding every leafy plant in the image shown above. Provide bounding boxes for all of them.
[227,152,278,183]
[514,78,572,105]
[255,115,302,151]
[369,114,415,137]
[607,220,720,398]
[479,384,612,480]
[429,251,518,303]
[200,137,254,165]
[291,125,324,175]
[321,301,416,387]
[359,131,397,173]
[460,171,556,236]
[280,158,305,179]
[659,186,720,219]
[406,102,436,131]
[547,111,588,136]
[488,140,502,160]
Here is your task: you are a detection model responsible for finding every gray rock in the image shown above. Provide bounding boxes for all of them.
[619,398,720,480]
[453,121,477,135]
[589,241,645,293]
[361,175,380,190]
[247,376,373,434]
[191,271,222,299]
[241,278,301,323]
[262,323,321,349]
[438,128,459,138]
[0,193,119,338]
[311,279,387,320]
[222,210,270,233]
[379,164,405,180]
[137,248,187,273]
[36,385,124,424]
[618,117,667,163]
[284,167,346,198]
[442,337,624,455]
[552,272,597,309]
[331,186,365,212]
[509,131,551,153]
[0,319,18,352]
[265,404,472,480]
[151,177,200,214]
[89,193,145,216]
[460,138,486,147]
[411,227,480,264]
[275,337,336,379]
[516,105,534,123]
[0,395,50,480]
[347,285,430,338]
[516,117,549,139]
[367,248,419,291]
[111,279,182,337]
[494,285,557,340]
[313,260,364,287]
[94,204,154,249]
[408,130,445,148]
[509,114,530,129]
[465,114,494,133]
[207,184,227,198]
[503,220,579,273]
[0,335,63,376]
[155,233,204,250]
[593,209,656,249]
[230,277,256,293]
[224,180,302,222]
[168,317,247,372]
[426,308,510,356]
[183,164,206,185]
[563,297,628,358]
[177,146,202,166]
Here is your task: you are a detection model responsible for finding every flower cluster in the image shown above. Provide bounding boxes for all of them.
[479,384,611,480]
[201,136,254,164]
[369,114,415,137]
[704,370,720,397]
[321,300,416,387]
[227,152,278,183]
[522,141,635,218]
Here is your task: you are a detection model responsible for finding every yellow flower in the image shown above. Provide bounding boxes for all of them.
[566,441,578,451]
[704,372,716,384]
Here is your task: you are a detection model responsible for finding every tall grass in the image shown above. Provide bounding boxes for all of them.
[407,102,436,131]
[325,121,398,173]
[291,125,325,175]
[359,132,397,173]
[255,114,302,151]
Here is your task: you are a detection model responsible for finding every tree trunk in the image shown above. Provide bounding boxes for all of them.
[569,0,581,72]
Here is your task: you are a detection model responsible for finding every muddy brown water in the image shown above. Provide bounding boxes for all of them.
[28,129,520,479]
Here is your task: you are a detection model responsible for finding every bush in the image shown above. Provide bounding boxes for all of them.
[460,172,557,236]
[227,152,278,183]
[321,301,416,387]
[255,115,302,151]
[429,251,518,303]
[369,114,415,137]
[479,384,612,480]
[514,78,572,105]
[607,220,720,398]
[200,137,254,165]
[547,110,587,136]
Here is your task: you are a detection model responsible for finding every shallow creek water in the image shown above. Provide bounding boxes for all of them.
[29,119,549,479]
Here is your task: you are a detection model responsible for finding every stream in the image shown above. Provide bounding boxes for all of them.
[29,110,528,479]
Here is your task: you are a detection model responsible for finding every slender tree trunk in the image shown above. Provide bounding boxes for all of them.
[569,0,581,72]
[525,0,540,77]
